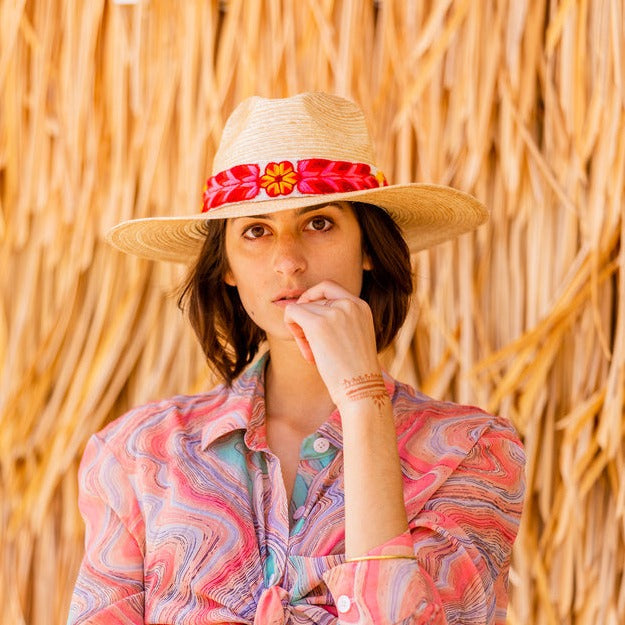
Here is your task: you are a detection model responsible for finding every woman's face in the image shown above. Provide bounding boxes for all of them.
[224,202,371,343]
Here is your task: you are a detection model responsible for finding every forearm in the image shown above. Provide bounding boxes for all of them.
[340,391,409,558]
[282,285,411,557]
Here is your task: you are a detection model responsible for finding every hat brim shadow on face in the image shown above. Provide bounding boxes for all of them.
[105,183,489,264]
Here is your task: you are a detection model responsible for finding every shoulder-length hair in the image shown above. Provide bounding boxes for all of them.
[178,202,413,385]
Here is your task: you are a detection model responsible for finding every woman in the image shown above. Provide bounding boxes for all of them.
[68,93,525,625]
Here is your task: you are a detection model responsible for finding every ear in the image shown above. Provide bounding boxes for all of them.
[224,269,237,286]
[362,253,373,271]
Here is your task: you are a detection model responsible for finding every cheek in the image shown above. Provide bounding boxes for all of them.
[238,288,256,315]
[223,242,250,289]
[230,278,260,321]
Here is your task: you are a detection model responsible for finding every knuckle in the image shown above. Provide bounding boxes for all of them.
[327,307,342,320]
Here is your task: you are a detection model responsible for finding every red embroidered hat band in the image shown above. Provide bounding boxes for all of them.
[202,158,388,212]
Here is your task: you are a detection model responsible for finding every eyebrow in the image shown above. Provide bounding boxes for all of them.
[231,203,345,222]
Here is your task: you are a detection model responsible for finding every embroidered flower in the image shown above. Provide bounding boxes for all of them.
[260,161,298,197]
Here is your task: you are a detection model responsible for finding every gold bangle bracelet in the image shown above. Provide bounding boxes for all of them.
[345,554,417,563]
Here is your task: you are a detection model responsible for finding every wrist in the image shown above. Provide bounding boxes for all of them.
[334,371,388,409]
[336,393,391,418]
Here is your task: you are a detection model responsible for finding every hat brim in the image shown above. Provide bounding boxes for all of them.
[105,183,488,263]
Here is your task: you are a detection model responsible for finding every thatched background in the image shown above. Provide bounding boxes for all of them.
[1,1,624,623]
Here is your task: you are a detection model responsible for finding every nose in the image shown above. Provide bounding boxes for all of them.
[272,233,306,275]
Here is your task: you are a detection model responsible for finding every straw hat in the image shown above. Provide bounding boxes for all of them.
[106,92,488,262]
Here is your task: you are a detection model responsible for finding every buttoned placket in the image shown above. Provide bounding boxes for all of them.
[249,429,340,589]
[289,434,338,528]
[240,376,346,622]
[245,432,290,590]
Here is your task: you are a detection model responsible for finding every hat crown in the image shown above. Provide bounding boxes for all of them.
[213,92,377,172]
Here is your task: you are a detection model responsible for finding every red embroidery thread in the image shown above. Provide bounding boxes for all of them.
[202,164,260,210]
[201,159,387,212]
[297,159,380,194]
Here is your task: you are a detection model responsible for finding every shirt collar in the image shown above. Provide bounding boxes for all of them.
[200,352,269,450]
[200,351,397,452]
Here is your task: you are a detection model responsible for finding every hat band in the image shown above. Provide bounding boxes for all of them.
[202,158,388,212]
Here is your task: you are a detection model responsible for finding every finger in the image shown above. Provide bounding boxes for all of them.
[297,280,359,304]
[288,299,335,314]
[284,302,334,363]
[284,301,331,323]
[286,321,315,363]
[289,296,369,321]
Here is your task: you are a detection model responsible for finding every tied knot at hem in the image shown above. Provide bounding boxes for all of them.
[254,585,290,625]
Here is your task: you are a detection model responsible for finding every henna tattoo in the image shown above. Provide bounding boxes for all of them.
[341,373,389,409]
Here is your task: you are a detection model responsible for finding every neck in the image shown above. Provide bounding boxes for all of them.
[264,338,336,435]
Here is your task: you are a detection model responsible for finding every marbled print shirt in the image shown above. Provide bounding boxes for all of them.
[68,353,525,625]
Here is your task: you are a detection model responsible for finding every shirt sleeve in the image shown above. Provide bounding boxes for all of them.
[67,434,145,625]
[322,423,525,625]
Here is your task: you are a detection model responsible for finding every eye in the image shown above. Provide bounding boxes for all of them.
[242,224,270,239]
[305,216,333,232]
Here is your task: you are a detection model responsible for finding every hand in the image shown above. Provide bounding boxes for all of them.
[283,280,383,407]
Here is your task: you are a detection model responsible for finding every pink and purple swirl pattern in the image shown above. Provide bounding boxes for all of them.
[68,353,525,624]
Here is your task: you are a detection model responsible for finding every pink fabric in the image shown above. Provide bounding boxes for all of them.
[254,586,290,625]
[68,354,525,624]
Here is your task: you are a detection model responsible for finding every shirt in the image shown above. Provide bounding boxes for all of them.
[68,353,525,625]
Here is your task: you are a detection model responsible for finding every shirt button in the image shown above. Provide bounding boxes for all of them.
[336,595,351,613]
[313,437,330,453]
[293,506,306,520]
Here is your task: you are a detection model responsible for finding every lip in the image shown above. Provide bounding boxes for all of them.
[273,298,300,309]
[272,289,305,307]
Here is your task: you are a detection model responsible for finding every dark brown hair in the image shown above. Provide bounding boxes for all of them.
[178,202,413,385]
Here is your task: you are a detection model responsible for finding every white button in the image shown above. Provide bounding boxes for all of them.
[336,595,351,613]
[313,437,330,453]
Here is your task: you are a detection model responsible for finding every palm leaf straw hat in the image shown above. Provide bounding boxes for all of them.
[106,92,488,262]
